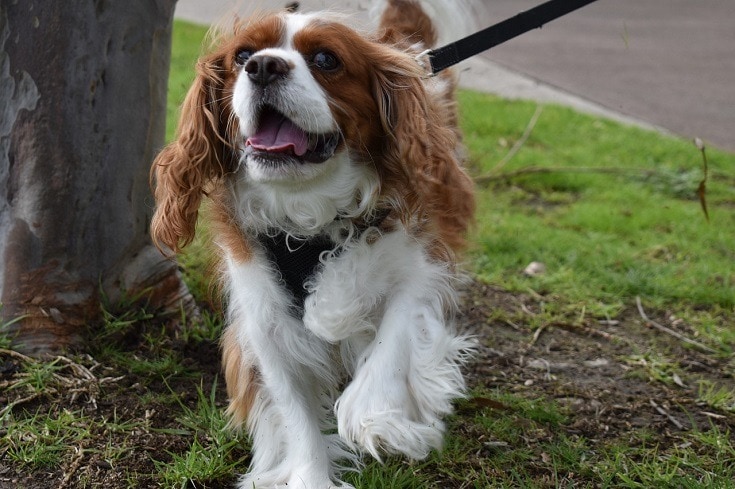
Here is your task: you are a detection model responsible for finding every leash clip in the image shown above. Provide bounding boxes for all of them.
[414,49,436,77]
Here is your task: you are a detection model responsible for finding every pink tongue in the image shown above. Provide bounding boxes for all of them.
[246,111,308,156]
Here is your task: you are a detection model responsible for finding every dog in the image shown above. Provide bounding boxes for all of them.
[151,0,476,487]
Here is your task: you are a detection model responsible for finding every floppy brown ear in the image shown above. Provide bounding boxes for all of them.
[150,53,236,254]
[373,54,475,255]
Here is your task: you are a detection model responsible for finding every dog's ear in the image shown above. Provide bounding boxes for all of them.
[151,53,236,254]
[372,53,475,254]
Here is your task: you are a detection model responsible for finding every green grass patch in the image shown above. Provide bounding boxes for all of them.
[461,90,735,311]
[154,381,248,488]
[166,21,211,143]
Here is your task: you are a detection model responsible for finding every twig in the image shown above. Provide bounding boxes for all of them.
[474,165,652,185]
[491,105,544,174]
[650,399,684,430]
[58,445,85,489]
[521,316,628,348]
[635,297,716,354]
[520,303,537,316]
[0,392,43,418]
[0,348,35,363]
[529,323,548,346]
[700,411,726,420]
[98,375,126,385]
[502,319,522,331]
[57,355,97,381]
[551,321,627,344]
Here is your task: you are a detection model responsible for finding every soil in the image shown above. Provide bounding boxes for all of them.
[1,279,733,488]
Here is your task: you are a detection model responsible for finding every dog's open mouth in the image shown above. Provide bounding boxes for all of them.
[245,106,341,164]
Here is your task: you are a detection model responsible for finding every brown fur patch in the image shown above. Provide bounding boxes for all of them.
[379,0,437,46]
[209,189,253,264]
[221,325,259,429]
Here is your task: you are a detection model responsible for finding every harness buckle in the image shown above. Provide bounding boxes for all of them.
[414,49,436,77]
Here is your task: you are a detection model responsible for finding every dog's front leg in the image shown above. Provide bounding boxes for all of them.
[224,252,354,489]
[319,231,472,461]
[303,230,408,343]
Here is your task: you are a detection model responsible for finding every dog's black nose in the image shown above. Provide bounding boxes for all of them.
[245,55,291,86]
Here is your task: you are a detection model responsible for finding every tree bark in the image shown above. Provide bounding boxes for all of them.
[1,0,193,354]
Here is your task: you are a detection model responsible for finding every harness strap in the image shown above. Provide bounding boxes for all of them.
[425,0,601,75]
[258,231,335,305]
[258,209,392,307]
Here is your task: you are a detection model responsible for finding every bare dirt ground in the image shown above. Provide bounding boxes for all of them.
[1,279,733,488]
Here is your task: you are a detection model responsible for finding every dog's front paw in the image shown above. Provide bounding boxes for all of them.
[237,468,355,489]
[337,406,444,461]
[335,375,444,461]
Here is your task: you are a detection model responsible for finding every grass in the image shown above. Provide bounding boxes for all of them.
[1,18,734,489]
[1,304,245,488]
[154,381,248,488]
[463,90,735,311]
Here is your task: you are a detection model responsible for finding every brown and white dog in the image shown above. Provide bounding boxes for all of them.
[151,1,476,487]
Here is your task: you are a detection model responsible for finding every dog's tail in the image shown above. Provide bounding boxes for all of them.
[372,0,482,49]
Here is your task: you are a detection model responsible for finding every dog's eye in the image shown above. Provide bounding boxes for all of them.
[235,49,253,66]
[311,51,340,72]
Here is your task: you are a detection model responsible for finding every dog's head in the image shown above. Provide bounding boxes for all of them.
[151,7,473,254]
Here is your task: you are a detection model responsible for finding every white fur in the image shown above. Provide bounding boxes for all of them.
[218,2,474,488]
[232,44,336,137]
[307,228,473,461]
[226,226,472,488]
[230,17,383,235]
[226,250,357,488]
[230,152,380,237]
[231,14,343,186]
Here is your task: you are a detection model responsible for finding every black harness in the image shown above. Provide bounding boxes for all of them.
[257,210,391,307]
[257,230,336,305]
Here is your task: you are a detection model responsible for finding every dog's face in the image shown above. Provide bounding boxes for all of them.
[151,8,473,254]
[219,13,394,185]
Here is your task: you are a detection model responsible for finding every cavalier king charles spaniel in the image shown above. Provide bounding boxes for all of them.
[151,0,476,487]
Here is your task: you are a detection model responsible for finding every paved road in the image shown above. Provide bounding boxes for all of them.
[485,0,735,152]
[175,0,735,152]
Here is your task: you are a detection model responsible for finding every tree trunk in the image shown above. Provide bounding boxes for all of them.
[0,0,193,354]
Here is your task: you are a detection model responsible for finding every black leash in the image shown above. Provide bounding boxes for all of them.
[425,0,601,75]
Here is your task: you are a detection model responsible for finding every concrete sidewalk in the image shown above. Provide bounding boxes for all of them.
[485,0,735,152]
[174,0,732,149]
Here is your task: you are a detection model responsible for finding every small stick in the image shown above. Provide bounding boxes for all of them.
[58,445,85,489]
[0,392,43,418]
[650,399,684,430]
[635,297,716,354]
[491,105,544,174]
[474,165,652,185]
[529,323,548,346]
[502,319,522,331]
[57,355,97,381]
[552,321,626,344]
[0,348,35,363]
